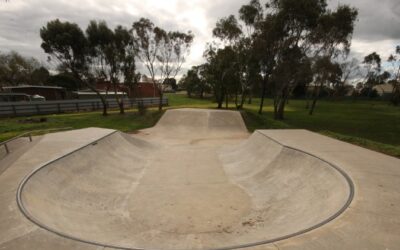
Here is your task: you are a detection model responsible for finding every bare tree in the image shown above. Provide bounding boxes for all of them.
[132,19,166,105]
[388,46,400,105]
[157,31,194,110]
[132,18,193,111]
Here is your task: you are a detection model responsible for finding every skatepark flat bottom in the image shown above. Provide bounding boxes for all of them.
[1,109,400,250]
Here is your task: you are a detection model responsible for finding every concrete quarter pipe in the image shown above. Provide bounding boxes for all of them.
[1,109,399,249]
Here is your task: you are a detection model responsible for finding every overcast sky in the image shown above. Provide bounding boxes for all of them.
[1,0,400,75]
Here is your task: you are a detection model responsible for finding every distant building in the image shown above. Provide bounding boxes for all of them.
[72,91,127,100]
[0,93,31,102]
[2,85,66,100]
[373,83,394,98]
[131,82,160,98]
[95,79,160,98]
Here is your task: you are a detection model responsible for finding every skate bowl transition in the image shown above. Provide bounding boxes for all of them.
[16,109,354,250]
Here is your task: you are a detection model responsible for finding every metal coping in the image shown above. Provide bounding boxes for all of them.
[16,130,355,250]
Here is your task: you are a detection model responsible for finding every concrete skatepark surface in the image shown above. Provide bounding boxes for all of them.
[0,108,399,249]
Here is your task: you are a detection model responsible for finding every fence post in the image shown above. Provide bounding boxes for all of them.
[35,104,40,115]
[57,103,61,113]
[4,143,9,154]
[11,105,17,116]
[76,102,80,112]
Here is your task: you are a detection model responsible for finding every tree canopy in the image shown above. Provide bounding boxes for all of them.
[190,0,358,119]
[0,51,43,88]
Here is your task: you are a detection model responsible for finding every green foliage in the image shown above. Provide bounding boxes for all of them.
[40,19,88,74]
[363,52,382,88]
[213,15,242,42]
[364,52,381,71]
[201,0,358,118]
[313,56,342,86]
[387,47,400,105]
[203,45,240,108]
[163,78,178,91]
[1,94,399,158]
[47,72,81,91]
[239,0,263,27]
[359,87,379,98]
[30,67,50,85]
[180,66,210,98]
[0,51,42,87]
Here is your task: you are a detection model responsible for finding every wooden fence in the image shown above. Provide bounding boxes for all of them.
[0,97,168,117]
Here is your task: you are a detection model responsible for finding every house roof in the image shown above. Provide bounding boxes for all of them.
[72,91,126,95]
[0,93,31,97]
[373,83,393,94]
[3,85,65,90]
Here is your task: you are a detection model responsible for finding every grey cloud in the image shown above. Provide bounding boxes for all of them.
[1,0,400,72]
[328,0,400,41]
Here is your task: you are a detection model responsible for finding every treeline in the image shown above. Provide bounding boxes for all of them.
[38,18,193,115]
[0,51,84,91]
[0,51,50,87]
[356,50,400,105]
[181,0,361,119]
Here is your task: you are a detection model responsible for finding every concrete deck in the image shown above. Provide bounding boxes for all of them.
[0,108,399,249]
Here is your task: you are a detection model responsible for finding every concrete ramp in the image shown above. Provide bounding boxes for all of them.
[142,109,248,143]
[17,110,353,250]
[220,131,353,241]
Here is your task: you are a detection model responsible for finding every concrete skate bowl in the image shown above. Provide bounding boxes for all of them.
[17,109,354,250]
[139,108,249,144]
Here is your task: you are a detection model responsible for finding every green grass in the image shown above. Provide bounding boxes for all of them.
[1,93,399,158]
[168,94,400,157]
[0,109,163,142]
[241,99,400,157]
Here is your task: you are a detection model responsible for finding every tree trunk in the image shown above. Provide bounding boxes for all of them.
[217,93,224,109]
[71,70,108,116]
[239,93,246,110]
[248,94,252,104]
[225,93,229,109]
[113,82,124,114]
[235,92,238,107]
[273,84,292,120]
[273,97,278,118]
[309,97,318,115]
[216,87,224,109]
[309,83,322,115]
[391,83,400,106]
[258,77,267,115]
[367,86,372,99]
[118,101,125,114]
[90,87,108,116]
[274,99,286,120]
[158,91,163,111]
[305,93,311,109]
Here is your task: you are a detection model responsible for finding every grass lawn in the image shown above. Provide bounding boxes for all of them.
[0,109,163,143]
[241,98,400,158]
[1,93,399,158]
